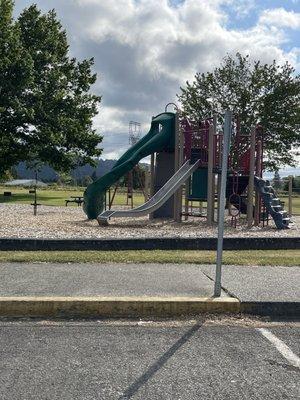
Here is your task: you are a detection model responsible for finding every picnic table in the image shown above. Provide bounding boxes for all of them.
[65,196,84,207]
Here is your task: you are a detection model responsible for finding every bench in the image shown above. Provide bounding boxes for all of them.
[65,196,84,206]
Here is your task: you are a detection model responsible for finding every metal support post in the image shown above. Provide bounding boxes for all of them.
[247,127,256,228]
[214,110,232,297]
[184,179,190,220]
[254,138,262,225]
[174,112,182,222]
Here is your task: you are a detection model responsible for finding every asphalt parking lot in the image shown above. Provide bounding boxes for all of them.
[0,318,299,399]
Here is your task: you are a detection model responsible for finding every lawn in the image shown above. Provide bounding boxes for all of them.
[0,250,298,266]
[279,195,300,215]
[0,185,299,214]
[0,185,145,207]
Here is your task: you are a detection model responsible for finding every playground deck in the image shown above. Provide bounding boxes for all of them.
[0,204,298,240]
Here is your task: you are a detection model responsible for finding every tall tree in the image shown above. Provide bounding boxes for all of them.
[0,0,33,175]
[273,171,282,190]
[0,1,102,177]
[178,53,300,170]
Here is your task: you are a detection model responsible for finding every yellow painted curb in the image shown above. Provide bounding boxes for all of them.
[0,296,240,317]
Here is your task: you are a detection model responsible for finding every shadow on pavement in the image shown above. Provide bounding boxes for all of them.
[118,321,202,399]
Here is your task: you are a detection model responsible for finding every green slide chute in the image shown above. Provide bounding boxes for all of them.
[83,112,175,219]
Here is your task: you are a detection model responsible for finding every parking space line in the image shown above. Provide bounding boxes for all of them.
[257,328,300,369]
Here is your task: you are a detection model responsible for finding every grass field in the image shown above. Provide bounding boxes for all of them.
[1,185,299,214]
[279,195,300,214]
[0,250,298,266]
[0,186,145,207]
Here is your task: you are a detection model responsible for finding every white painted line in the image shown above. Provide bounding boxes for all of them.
[257,328,300,369]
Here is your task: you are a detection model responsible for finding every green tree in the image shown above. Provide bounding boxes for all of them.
[283,176,300,191]
[57,171,72,186]
[82,175,93,187]
[273,171,282,190]
[0,0,33,176]
[0,1,102,175]
[178,53,300,170]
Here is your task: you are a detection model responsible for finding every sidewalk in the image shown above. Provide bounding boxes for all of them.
[0,263,298,317]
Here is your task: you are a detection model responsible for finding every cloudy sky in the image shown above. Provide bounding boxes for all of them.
[14,0,300,172]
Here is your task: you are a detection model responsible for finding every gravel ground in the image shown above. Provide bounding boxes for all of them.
[0,203,298,239]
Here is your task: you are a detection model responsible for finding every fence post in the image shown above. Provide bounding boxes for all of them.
[289,175,293,217]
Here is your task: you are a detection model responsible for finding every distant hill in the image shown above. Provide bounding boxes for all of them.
[15,159,149,183]
[15,159,117,182]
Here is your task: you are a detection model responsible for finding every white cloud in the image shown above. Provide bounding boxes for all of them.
[14,0,300,159]
[259,8,300,29]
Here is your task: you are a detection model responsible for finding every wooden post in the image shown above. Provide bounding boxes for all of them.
[288,175,293,217]
[149,152,156,220]
[174,112,182,222]
[199,201,203,215]
[178,116,184,222]
[254,138,262,226]
[247,127,256,228]
[207,124,214,225]
[184,179,190,220]
[109,185,118,209]
[144,170,149,203]
[126,171,134,208]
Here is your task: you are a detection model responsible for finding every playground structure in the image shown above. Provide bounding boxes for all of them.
[106,121,149,210]
[83,105,291,229]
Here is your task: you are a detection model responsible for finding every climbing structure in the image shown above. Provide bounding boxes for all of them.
[254,177,290,229]
[84,104,291,229]
[181,114,291,229]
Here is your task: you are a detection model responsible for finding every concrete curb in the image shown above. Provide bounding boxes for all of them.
[0,296,299,318]
[0,237,299,251]
[241,301,300,317]
[0,296,240,318]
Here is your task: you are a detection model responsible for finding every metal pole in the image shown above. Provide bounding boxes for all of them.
[212,114,217,221]
[214,110,232,297]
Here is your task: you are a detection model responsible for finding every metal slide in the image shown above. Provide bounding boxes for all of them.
[97,159,200,225]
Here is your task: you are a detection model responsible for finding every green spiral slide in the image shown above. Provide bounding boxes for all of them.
[83,112,176,219]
